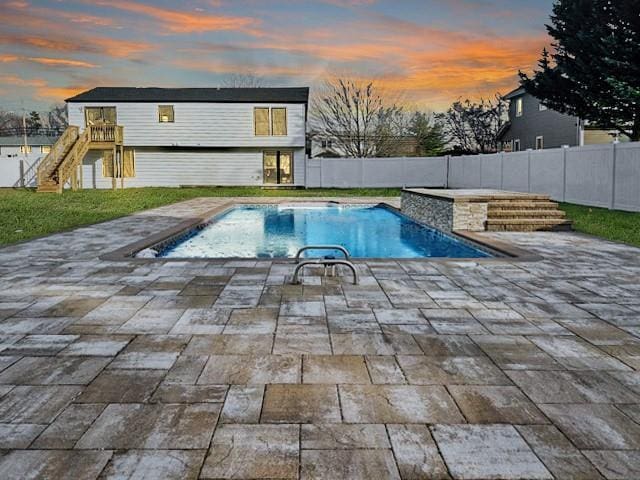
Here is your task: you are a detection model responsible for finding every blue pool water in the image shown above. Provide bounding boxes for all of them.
[158,204,492,259]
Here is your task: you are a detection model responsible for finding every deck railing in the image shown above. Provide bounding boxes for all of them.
[89,124,123,143]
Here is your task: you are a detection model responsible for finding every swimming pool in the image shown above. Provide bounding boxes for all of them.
[151,203,493,259]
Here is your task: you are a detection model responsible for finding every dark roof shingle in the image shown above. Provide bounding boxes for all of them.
[66,87,309,104]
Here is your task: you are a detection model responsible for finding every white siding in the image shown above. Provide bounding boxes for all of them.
[68,102,306,148]
[81,147,305,188]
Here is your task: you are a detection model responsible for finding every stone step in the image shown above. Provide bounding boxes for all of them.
[488,201,559,210]
[486,218,572,232]
[488,209,566,219]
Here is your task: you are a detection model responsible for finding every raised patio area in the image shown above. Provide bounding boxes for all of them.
[0,196,639,479]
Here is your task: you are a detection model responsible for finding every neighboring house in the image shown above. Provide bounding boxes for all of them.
[498,87,627,152]
[0,135,57,187]
[39,87,309,191]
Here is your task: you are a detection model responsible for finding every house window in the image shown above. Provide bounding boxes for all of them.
[263,150,293,184]
[85,107,117,126]
[254,108,270,136]
[536,136,544,150]
[254,107,288,136]
[515,98,523,117]
[271,108,287,136]
[158,105,174,123]
[539,102,548,111]
[513,139,521,152]
[20,145,32,154]
[41,146,51,154]
[321,140,327,148]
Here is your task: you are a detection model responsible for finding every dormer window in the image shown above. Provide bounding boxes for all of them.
[158,105,174,123]
[516,98,523,117]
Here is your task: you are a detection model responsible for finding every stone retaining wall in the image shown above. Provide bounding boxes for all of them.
[401,190,487,232]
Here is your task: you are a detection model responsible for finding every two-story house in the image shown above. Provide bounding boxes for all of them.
[37,87,308,192]
[497,87,626,152]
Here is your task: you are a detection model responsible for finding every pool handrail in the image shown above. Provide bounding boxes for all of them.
[295,245,350,263]
[292,259,359,285]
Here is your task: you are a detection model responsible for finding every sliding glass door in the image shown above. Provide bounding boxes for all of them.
[263,150,293,185]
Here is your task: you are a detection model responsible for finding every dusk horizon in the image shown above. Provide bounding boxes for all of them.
[0,0,554,111]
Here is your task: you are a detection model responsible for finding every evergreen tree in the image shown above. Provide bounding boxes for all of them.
[409,112,446,157]
[520,0,640,140]
[26,111,42,135]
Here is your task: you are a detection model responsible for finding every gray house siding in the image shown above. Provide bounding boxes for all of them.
[500,92,580,150]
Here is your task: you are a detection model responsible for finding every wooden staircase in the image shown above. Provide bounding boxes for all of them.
[485,197,572,232]
[37,124,123,193]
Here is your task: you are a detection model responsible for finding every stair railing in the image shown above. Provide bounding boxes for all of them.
[36,126,79,186]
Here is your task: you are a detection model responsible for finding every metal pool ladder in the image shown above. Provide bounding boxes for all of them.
[292,245,359,285]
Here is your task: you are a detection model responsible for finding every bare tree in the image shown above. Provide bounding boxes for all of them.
[221,73,265,88]
[311,79,405,158]
[47,104,67,133]
[0,110,21,134]
[436,95,507,154]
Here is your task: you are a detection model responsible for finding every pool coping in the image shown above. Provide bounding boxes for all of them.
[100,199,542,263]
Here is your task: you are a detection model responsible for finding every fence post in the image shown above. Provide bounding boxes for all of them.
[500,153,504,189]
[445,155,451,188]
[527,150,532,193]
[562,146,567,202]
[19,159,25,188]
[609,143,617,210]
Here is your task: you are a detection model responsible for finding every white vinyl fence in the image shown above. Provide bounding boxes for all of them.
[305,156,448,188]
[307,141,640,212]
[447,142,640,212]
[0,155,44,188]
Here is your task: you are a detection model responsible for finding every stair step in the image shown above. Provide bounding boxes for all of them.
[486,218,572,232]
[488,210,566,219]
[488,201,559,210]
[36,185,59,193]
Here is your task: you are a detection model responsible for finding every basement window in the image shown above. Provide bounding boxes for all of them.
[41,146,51,154]
[20,145,32,154]
[158,105,174,123]
[536,136,544,150]
[513,139,521,152]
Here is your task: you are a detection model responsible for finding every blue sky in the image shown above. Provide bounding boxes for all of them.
[0,0,554,111]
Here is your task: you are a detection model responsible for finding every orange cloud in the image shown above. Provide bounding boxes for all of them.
[91,0,259,34]
[28,57,99,68]
[0,74,86,101]
[0,33,152,59]
[0,54,19,63]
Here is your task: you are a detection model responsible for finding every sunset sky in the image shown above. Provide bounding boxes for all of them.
[0,0,554,111]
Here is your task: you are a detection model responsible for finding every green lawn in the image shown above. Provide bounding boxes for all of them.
[0,187,400,246]
[560,203,640,248]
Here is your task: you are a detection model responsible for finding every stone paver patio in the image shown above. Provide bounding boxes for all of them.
[0,196,639,479]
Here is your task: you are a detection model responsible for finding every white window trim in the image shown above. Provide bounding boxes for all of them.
[513,139,521,152]
[536,136,544,150]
